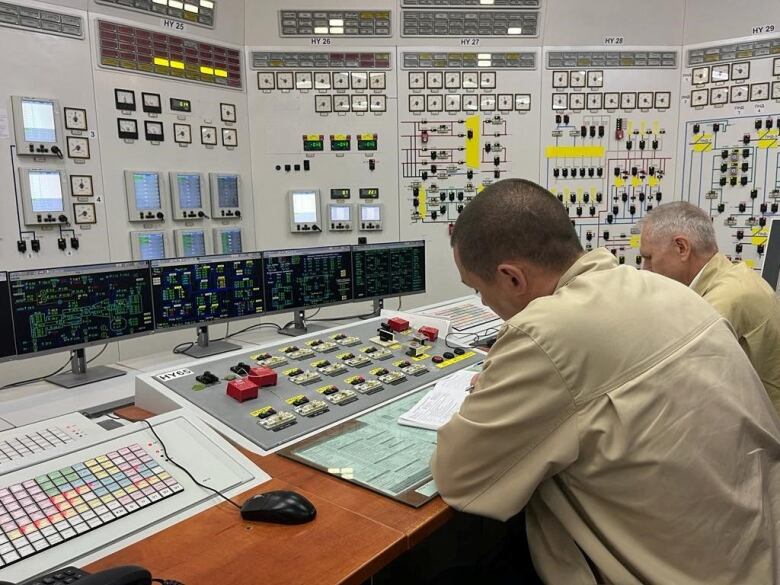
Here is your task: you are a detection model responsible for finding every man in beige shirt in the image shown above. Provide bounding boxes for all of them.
[640,201,780,413]
[432,179,780,584]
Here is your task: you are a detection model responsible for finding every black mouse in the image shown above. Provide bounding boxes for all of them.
[240,490,317,525]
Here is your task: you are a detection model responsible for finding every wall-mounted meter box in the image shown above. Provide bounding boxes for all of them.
[174,228,212,257]
[288,189,321,233]
[125,170,166,222]
[209,173,241,218]
[327,204,353,231]
[359,203,383,231]
[12,96,64,157]
[18,168,69,226]
[213,227,244,254]
[170,172,207,220]
[130,231,167,260]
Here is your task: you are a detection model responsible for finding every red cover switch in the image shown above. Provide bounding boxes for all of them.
[418,326,439,342]
[388,317,410,332]
[226,378,259,402]
[248,366,278,388]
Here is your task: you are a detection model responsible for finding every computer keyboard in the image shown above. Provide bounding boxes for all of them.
[0,443,183,569]
[19,566,88,584]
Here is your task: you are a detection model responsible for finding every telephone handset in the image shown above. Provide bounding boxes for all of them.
[0,565,152,585]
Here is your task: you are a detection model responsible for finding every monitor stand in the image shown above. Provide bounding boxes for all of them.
[279,310,326,337]
[48,348,126,389]
[182,325,240,358]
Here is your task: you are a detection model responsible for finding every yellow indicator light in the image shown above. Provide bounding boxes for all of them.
[215,69,228,78]
[200,66,214,75]
[170,60,184,69]
[153,57,169,66]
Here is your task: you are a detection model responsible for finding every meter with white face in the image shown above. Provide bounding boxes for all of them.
[552,93,568,110]
[711,87,729,105]
[445,94,461,111]
[144,121,164,142]
[462,72,478,89]
[587,70,603,88]
[334,95,351,112]
[730,84,749,103]
[552,71,568,88]
[351,72,368,89]
[117,118,138,140]
[369,95,386,112]
[620,92,636,109]
[276,72,294,90]
[201,126,217,145]
[314,72,331,89]
[142,92,162,114]
[173,123,192,144]
[569,70,586,88]
[692,66,709,85]
[114,88,135,111]
[711,64,730,82]
[426,71,443,89]
[315,95,333,113]
[427,94,443,112]
[731,62,750,81]
[257,72,275,89]
[514,94,531,111]
[690,89,708,107]
[604,93,619,109]
[70,175,93,197]
[409,95,425,112]
[67,136,90,158]
[408,72,425,89]
[497,94,513,111]
[220,103,237,123]
[445,72,460,89]
[587,93,603,110]
[333,72,350,89]
[480,71,496,89]
[64,108,87,131]
[462,94,478,111]
[295,72,313,90]
[222,128,238,147]
[638,92,653,109]
[368,72,385,89]
[569,94,585,110]
[73,203,96,224]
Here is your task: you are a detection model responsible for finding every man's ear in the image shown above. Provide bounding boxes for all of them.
[672,236,693,261]
[496,263,528,294]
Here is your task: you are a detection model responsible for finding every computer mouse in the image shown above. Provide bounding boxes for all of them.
[240,490,317,525]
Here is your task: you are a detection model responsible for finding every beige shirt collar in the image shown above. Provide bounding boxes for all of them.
[554,248,619,294]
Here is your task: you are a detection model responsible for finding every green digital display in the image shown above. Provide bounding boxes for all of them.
[303,139,324,152]
[330,138,351,151]
[169,98,191,112]
[330,188,351,200]
[357,138,378,151]
[359,188,380,199]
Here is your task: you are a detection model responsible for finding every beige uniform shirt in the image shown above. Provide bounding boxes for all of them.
[432,249,780,584]
[690,252,780,413]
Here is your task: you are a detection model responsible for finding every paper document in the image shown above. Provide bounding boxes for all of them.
[398,369,475,430]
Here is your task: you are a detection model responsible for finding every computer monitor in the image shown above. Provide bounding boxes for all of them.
[0,273,17,361]
[263,245,353,314]
[150,253,264,357]
[8,262,154,387]
[351,240,426,300]
[762,218,780,293]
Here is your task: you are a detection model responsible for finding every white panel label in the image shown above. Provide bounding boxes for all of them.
[157,368,194,382]
[161,19,185,32]
[603,36,625,46]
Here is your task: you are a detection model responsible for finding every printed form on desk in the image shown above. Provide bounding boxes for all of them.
[398,369,477,431]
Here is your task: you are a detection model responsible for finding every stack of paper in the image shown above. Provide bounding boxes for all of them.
[397,370,475,431]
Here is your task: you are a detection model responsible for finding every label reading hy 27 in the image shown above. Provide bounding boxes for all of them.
[157,368,194,382]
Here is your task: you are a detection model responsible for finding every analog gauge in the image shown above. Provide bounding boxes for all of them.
[774,58,780,77]
[480,94,496,111]
[731,62,750,81]
[497,94,513,111]
[638,92,654,109]
[334,95,351,112]
[692,67,710,85]
[315,95,333,113]
[462,94,478,111]
[445,94,462,111]
[445,71,461,89]
[221,128,238,147]
[730,84,749,103]
[201,126,217,145]
[73,203,96,225]
[257,72,275,89]
[604,92,619,109]
[426,94,443,112]
[690,89,709,107]
[711,64,730,82]
[462,72,478,89]
[514,94,531,111]
[314,72,331,89]
[114,88,136,111]
[369,95,386,112]
[569,93,585,110]
[295,72,313,90]
[117,118,138,140]
[141,92,162,114]
[220,103,237,123]
[552,93,568,110]
[66,136,90,158]
[710,87,729,105]
[750,82,769,101]
[333,72,350,89]
[426,71,443,89]
[408,71,425,89]
[480,71,496,89]
[655,92,671,109]
[70,175,93,197]
[552,71,568,88]
[587,70,603,88]
[620,92,636,109]
[409,94,425,112]
[772,81,780,100]
[64,108,87,131]
[369,72,385,90]
[350,72,368,89]
[173,123,192,144]
[276,72,294,89]
[587,93,603,110]
[569,70,586,88]
[351,94,368,112]
[144,121,164,142]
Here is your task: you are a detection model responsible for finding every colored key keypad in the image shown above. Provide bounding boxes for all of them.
[0,443,183,568]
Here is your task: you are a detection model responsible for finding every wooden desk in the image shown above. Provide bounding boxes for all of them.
[86,407,453,584]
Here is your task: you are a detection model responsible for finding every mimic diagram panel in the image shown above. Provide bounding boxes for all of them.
[679,35,780,268]
[541,48,681,267]
[397,49,541,295]
[91,16,255,263]
[248,48,399,248]
[137,318,482,452]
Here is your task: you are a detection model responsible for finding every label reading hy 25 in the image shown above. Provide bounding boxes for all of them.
[162,19,185,31]
[157,368,194,382]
